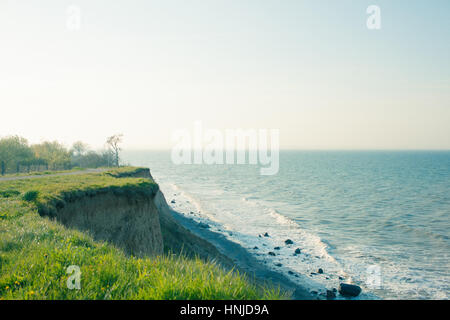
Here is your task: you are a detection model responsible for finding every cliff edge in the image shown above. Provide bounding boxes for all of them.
[48,167,232,267]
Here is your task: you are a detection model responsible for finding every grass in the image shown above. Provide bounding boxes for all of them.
[0,167,88,178]
[0,167,284,300]
[0,168,158,218]
[103,167,150,178]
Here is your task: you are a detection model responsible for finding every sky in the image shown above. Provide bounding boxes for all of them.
[0,0,449,150]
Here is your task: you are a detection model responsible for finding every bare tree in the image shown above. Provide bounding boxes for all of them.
[106,134,123,167]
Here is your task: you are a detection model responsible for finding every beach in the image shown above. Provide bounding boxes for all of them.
[167,205,315,300]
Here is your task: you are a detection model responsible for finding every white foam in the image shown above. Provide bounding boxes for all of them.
[156,179,360,298]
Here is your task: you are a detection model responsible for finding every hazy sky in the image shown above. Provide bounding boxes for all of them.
[1,0,449,150]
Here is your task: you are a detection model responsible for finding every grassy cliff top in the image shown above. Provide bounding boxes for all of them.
[0,167,284,300]
[0,167,159,217]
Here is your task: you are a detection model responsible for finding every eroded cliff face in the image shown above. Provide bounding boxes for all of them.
[56,192,164,257]
[51,168,230,264]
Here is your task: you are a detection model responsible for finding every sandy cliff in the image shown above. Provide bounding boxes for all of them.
[55,192,164,257]
[47,168,230,265]
[37,167,312,299]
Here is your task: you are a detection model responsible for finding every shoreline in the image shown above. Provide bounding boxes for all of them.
[156,177,376,300]
[166,205,315,300]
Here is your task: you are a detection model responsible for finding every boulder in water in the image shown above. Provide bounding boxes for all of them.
[338,283,362,297]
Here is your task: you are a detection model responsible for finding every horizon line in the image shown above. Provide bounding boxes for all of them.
[121,148,450,152]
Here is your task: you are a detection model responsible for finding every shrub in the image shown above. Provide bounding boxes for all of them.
[0,190,20,198]
[22,190,39,202]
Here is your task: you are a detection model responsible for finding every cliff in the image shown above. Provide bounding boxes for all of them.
[55,192,164,257]
[0,167,284,299]
[48,167,231,265]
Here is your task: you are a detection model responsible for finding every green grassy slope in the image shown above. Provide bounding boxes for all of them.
[0,168,284,300]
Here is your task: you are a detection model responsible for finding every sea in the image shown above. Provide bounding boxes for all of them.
[122,150,450,300]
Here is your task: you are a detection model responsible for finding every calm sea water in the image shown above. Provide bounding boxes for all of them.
[123,151,450,299]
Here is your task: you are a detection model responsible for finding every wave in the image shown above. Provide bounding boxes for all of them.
[157,179,362,298]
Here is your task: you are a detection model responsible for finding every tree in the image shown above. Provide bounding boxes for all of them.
[71,141,89,157]
[106,134,123,167]
[32,141,71,170]
[0,136,35,173]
